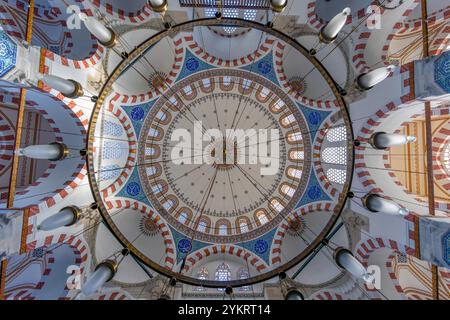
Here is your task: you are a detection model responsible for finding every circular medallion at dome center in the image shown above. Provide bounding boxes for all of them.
[138,69,311,243]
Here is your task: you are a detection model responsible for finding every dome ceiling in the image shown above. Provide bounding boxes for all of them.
[0,0,448,302]
[87,19,354,287]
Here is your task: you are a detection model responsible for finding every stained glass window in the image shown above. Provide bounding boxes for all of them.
[194,267,209,291]
[215,263,231,282]
[237,268,251,291]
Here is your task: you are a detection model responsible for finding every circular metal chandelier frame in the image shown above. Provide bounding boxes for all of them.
[86,17,355,288]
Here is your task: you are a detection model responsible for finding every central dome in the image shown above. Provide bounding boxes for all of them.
[87,18,353,287]
[138,69,311,243]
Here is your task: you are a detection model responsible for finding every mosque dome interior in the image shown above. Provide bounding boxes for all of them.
[0,0,449,302]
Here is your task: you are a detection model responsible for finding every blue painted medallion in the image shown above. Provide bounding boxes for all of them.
[443,231,450,265]
[257,60,272,75]
[308,111,322,125]
[0,31,17,77]
[131,106,145,121]
[178,238,192,254]
[434,51,450,93]
[186,58,200,72]
[126,182,141,197]
[307,185,322,200]
[254,239,268,254]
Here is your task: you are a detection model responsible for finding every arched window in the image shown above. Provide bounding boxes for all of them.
[242,79,252,90]
[215,263,232,291]
[183,85,193,95]
[219,224,228,235]
[194,267,209,292]
[287,131,302,143]
[270,198,284,213]
[178,212,188,224]
[197,221,207,232]
[287,167,302,180]
[237,268,251,292]
[235,217,252,234]
[215,263,231,282]
[280,183,295,198]
[239,221,249,233]
[270,99,285,112]
[243,9,257,20]
[289,150,304,160]
[444,143,450,173]
[152,183,164,195]
[256,212,269,225]
[163,199,175,210]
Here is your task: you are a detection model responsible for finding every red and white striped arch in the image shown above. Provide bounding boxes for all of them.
[0,110,14,177]
[351,0,421,74]
[83,0,155,24]
[183,34,276,68]
[99,102,137,199]
[0,0,99,61]
[354,237,416,293]
[432,117,450,209]
[270,202,335,266]
[312,111,347,199]
[305,0,380,32]
[182,244,268,274]
[42,45,105,70]
[108,35,184,105]
[4,249,55,300]
[104,199,176,270]
[309,290,348,300]
[273,40,340,110]
[0,88,88,208]
[25,232,90,274]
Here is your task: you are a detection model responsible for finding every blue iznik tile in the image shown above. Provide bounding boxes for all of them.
[240,51,280,86]
[443,231,450,266]
[169,226,210,264]
[121,100,156,139]
[296,103,332,140]
[115,167,152,207]
[295,167,331,209]
[236,228,277,266]
[177,49,215,82]
[0,31,17,77]
[434,51,450,93]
